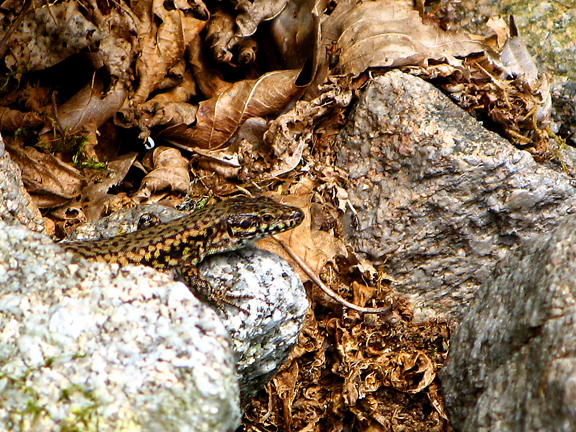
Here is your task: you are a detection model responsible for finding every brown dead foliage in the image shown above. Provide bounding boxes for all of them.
[403,15,552,160]
[243,272,453,432]
[0,0,553,214]
[0,0,560,430]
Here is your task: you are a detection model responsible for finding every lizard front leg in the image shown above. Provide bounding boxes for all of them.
[176,262,252,313]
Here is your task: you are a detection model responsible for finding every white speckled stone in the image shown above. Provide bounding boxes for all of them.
[65,203,309,404]
[0,221,241,432]
[199,246,309,402]
[0,135,44,232]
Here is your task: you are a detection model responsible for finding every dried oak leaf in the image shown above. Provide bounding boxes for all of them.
[0,107,43,132]
[133,146,190,203]
[129,0,207,105]
[257,194,346,284]
[320,0,485,78]
[2,0,104,73]
[158,68,306,150]
[6,145,83,208]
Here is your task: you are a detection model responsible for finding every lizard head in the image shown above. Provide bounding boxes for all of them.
[206,196,304,255]
[226,197,303,238]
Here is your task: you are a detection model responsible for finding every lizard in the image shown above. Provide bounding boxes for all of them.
[62,196,304,310]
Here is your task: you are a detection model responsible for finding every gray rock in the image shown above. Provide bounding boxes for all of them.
[0,134,44,232]
[65,204,184,241]
[0,220,241,432]
[66,204,309,403]
[335,70,576,319]
[440,214,576,432]
[200,246,308,403]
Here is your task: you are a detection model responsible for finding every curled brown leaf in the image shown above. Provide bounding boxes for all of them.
[318,0,485,80]
[133,146,190,203]
[158,68,306,150]
[0,107,44,132]
[6,145,83,208]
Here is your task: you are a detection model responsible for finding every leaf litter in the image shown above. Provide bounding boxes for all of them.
[0,0,560,429]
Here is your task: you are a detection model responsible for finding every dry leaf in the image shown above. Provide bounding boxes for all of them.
[485,16,509,50]
[80,152,139,221]
[268,0,319,69]
[43,73,126,139]
[257,194,346,283]
[233,0,288,38]
[499,16,538,83]
[133,146,189,203]
[318,0,485,78]
[3,1,104,73]
[492,16,552,125]
[129,0,207,104]
[129,69,199,139]
[390,352,435,394]
[205,4,235,64]
[186,36,233,99]
[158,68,306,150]
[237,38,259,65]
[6,145,83,208]
[265,76,353,176]
[272,361,299,430]
[0,107,44,132]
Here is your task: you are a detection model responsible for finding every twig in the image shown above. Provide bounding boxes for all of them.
[274,234,394,314]
[0,0,33,60]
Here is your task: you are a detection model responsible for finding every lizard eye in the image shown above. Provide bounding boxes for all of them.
[262,214,272,223]
[239,219,252,229]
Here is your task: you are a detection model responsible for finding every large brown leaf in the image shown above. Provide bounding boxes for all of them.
[6,146,83,208]
[319,0,485,77]
[2,0,104,73]
[129,0,208,105]
[43,74,126,138]
[37,72,126,161]
[157,68,306,150]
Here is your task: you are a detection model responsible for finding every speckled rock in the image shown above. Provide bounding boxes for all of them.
[0,134,44,232]
[336,70,576,319]
[65,204,309,403]
[200,246,308,403]
[441,214,576,432]
[0,220,241,432]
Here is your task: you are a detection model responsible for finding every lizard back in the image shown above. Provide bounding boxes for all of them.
[63,196,304,269]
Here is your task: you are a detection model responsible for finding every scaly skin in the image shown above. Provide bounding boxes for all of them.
[63,196,304,309]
